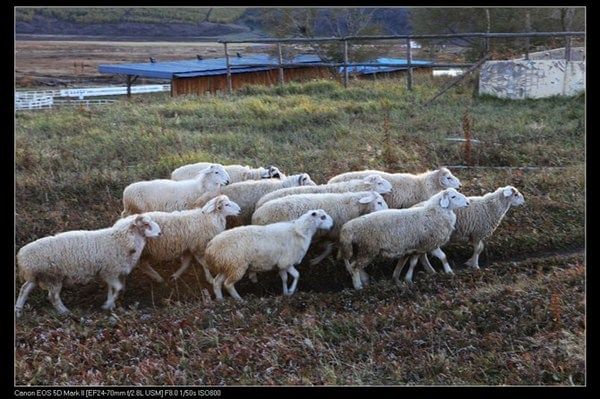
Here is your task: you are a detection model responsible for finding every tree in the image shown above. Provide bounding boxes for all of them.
[410,7,584,61]
[260,8,391,63]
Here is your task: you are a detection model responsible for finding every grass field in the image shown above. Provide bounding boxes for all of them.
[14,76,585,385]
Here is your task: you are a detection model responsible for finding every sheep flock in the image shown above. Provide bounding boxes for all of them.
[16,161,525,316]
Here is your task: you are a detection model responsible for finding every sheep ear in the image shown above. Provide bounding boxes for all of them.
[358,193,376,203]
[203,199,217,213]
[440,193,450,208]
[298,175,303,184]
[503,187,513,197]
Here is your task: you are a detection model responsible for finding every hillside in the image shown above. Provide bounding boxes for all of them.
[15,8,411,40]
[14,77,585,385]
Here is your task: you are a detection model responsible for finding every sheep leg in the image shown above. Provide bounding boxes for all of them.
[309,242,334,265]
[15,281,36,318]
[420,253,437,274]
[392,256,408,284]
[223,278,243,301]
[350,257,370,290]
[102,277,123,311]
[139,260,164,283]
[47,283,70,315]
[344,259,355,274]
[359,269,370,286]
[171,252,193,281]
[404,255,420,284]
[195,255,214,284]
[287,265,300,295]
[465,241,484,269]
[212,274,225,301]
[248,272,258,283]
[279,269,290,296]
[430,248,453,274]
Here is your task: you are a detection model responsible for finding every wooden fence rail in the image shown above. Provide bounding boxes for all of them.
[220,30,584,93]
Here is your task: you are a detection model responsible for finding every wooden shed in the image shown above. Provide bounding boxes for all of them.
[99,54,333,96]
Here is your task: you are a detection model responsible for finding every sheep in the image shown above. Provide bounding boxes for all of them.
[213,173,317,227]
[15,215,162,317]
[171,162,285,182]
[122,164,230,216]
[133,195,242,284]
[422,185,525,270]
[204,209,333,301]
[252,191,388,267]
[254,174,392,210]
[338,188,470,289]
[327,167,461,209]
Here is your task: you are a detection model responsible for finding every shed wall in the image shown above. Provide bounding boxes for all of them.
[172,66,333,96]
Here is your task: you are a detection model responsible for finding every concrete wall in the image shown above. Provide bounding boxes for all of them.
[517,47,585,61]
[479,59,585,99]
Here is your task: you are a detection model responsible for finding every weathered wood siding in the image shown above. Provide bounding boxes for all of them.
[172,67,333,96]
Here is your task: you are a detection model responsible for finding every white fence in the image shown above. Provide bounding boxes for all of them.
[15,84,171,111]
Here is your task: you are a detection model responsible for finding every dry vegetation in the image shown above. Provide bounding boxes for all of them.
[15,76,585,385]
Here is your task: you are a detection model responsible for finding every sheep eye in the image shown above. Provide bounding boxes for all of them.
[451,195,456,198]
[311,212,317,216]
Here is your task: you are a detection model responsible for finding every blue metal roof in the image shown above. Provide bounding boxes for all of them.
[342,58,432,75]
[98,54,322,79]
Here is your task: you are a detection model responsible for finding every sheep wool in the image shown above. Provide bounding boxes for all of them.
[135,195,242,283]
[255,174,392,210]
[450,185,525,269]
[122,164,230,216]
[171,162,285,182]
[15,215,161,316]
[204,209,333,300]
[338,188,469,288]
[327,167,461,209]
[217,173,317,227]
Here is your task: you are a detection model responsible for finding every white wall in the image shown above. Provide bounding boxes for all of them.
[479,60,585,99]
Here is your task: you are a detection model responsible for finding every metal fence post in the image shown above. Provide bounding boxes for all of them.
[565,35,572,61]
[277,43,284,85]
[224,42,232,94]
[343,39,349,88]
[406,37,413,91]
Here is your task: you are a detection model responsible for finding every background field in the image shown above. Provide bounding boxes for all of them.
[15,76,585,385]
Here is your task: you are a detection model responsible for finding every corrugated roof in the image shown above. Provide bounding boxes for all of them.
[99,54,432,79]
[98,54,322,79]
[343,58,432,75]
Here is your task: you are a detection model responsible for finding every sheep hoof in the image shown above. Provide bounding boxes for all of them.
[169,274,180,283]
[308,258,320,266]
[15,309,22,318]
[101,303,114,311]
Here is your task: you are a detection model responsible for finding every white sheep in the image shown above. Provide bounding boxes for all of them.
[424,185,525,270]
[338,188,470,288]
[327,167,461,209]
[15,215,162,317]
[171,162,285,182]
[133,195,242,284]
[204,209,333,301]
[122,164,230,216]
[215,173,317,227]
[254,174,392,210]
[252,191,388,267]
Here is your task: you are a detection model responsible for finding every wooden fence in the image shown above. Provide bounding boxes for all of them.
[220,31,585,93]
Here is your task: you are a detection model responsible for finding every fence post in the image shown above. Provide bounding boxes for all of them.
[277,43,284,85]
[406,37,413,91]
[126,75,132,98]
[343,39,349,88]
[565,35,572,61]
[224,42,232,94]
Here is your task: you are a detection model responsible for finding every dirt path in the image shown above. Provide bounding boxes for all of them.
[15,40,268,87]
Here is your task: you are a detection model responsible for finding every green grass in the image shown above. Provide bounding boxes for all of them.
[15,76,585,385]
